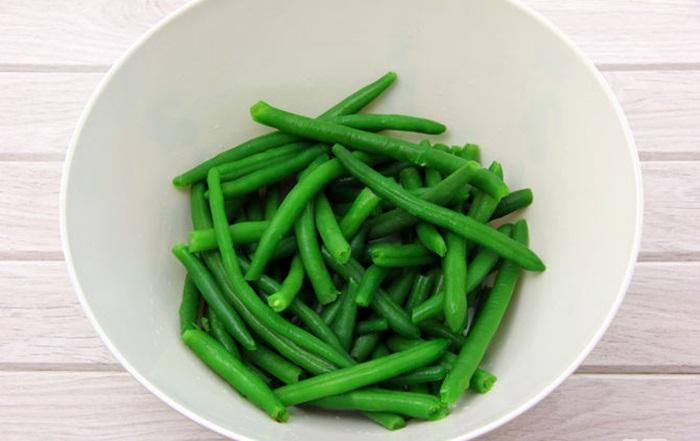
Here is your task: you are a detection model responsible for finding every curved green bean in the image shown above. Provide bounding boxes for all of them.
[309,388,448,420]
[339,188,381,239]
[440,220,529,404]
[267,255,305,312]
[332,145,544,272]
[274,339,449,405]
[179,275,200,334]
[315,191,351,264]
[491,188,534,220]
[355,264,390,306]
[182,329,288,422]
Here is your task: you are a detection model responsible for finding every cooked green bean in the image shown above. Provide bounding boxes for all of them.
[217,142,309,182]
[470,369,497,394]
[419,320,465,349]
[206,253,338,374]
[332,279,360,350]
[368,242,437,268]
[332,114,446,134]
[400,167,446,256]
[315,191,351,264]
[385,336,424,353]
[383,365,447,387]
[246,151,378,281]
[274,339,449,405]
[339,188,381,238]
[244,343,303,385]
[357,318,389,334]
[440,220,529,404]
[182,329,288,421]
[264,185,280,220]
[190,182,213,229]
[350,333,382,362]
[309,388,448,420]
[349,224,370,260]
[207,307,240,358]
[468,161,503,225]
[320,299,342,325]
[404,270,437,312]
[173,71,397,187]
[172,245,256,351]
[361,411,406,430]
[321,250,420,338]
[267,255,305,312]
[249,102,508,198]
[355,264,390,306]
[455,143,480,162]
[188,221,271,252]
[368,162,476,239]
[214,144,328,199]
[385,269,418,304]
[333,145,545,272]
[179,275,200,334]
[491,188,534,220]
[443,228,468,333]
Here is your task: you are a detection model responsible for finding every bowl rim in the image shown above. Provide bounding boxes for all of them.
[60,0,643,439]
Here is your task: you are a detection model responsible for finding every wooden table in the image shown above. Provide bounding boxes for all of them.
[2,1,699,440]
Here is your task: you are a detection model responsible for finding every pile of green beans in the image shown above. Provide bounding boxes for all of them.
[171,72,544,429]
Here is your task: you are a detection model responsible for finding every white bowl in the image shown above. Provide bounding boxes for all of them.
[61,0,642,440]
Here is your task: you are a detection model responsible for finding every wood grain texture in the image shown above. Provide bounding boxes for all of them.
[1,161,696,259]
[3,70,700,160]
[1,1,699,67]
[3,261,698,372]
[1,371,698,441]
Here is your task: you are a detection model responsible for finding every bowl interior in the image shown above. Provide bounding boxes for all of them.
[63,0,641,440]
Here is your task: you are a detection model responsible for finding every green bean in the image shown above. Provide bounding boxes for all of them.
[467,161,503,225]
[309,388,448,420]
[172,245,256,350]
[320,299,342,325]
[333,145,545,272]
[190,182,213,229]
[249,103,508,199]
[385,336,424,353]
[217,142,309,182]
[491,188,534,220]
[377,161,411,179]
[368,162,477,239]
[179,275,200,334]
[264,185,280,220]
[404,270,437,312]
[411,224,513,324]
[207,307,240,358]
[385,269,418,304]
[400,167,446,256]
[368,242,437,267]
[470,369,497,394]
[274,339,449,405]
[188,221,271,252]
[214,144,328,199]
[355,264,390,306]
[237,257,347,354]
[332,114,446,134]
[357,318,389,334]
[349,224,370,260]
[296,199,339,304]
[383,365,447,387]
[173,71,397,187]
[455,143,480,162]
[339,188,381,238]
[440,220,529,404]
[350,333,382,362]
[243,343,303,384]
[182,329,288,421]
[332,279,360,350]
[206,253,338,374]
[419,320,465,350]
[246,151,378,281]
[443,228,468,333]
[266,255,305,312]
[322,250,420,338]
[245,197,264,221]
[315,191,351,264]
[361,411,406,430]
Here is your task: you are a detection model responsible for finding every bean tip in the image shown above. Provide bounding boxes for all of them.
[250,100,270,121]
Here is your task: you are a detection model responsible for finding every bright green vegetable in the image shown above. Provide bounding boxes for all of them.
[355,264,390,307]
[267,255,305,312]
[350,333,382,362]
[274,339,449,405]
[309,389,448,420]
[333,145,545,272]
[356,318,389,334]
[455,143,480,162]
[368,242,437,268]
[332,279,360,350]
[491,188,534,220]
[370,342,391,359]
[315,191,351,264]
[207,307,240,358]
[399,167,446,256]
[385,269,418,304]
[338,188,381,239]
[443,229,468,333]
[440,220,529,404]
[383,365,447,387]
[361,412,406,430]
[404,270,437,312]
[332,114,446,134]
[249,102,508,199]
[244,343,303,385]
[217,142,309,182]
[188,221,271,252]
[173,71,397,187]
[179,275,200,334]
[182,329,288,422]
[321,299,342,325]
